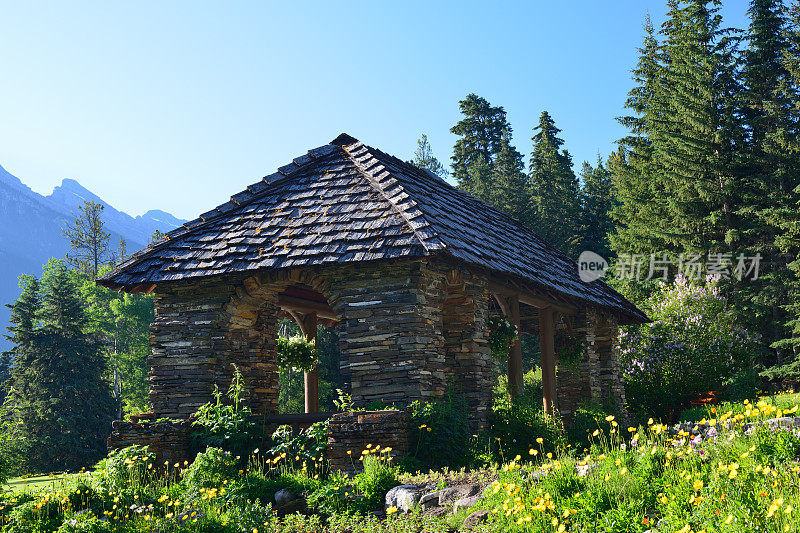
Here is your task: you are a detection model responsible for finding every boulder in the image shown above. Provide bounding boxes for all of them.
[385,484,424,512]
[438,483,482,505]
[462,509,490,530]
[453,494,483,512]
[274,489,298,507]
[419,491,440,509]
[576,464,598,477]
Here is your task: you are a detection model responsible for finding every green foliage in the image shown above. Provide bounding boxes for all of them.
[555,330,584,368]
[4,260,116,472]
[488,373,566,463]
[409,134,448,178]
[487,316,518,361]
[275,334,318,373]
[62,200,111,280]
[267,421,328,476]
[752,424,800,464]
[528,111,582,256]
[408,392,470,470]
[184,447,239,493]
[567,401,620,449]
[94,445,156,492]
[192,365,263,457]
[579,157,615,259]
[308,454,398,515]
[57,513,113,533]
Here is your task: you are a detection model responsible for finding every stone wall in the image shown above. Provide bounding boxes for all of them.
[439,266,493,430]
[149,277,279,419]
[107,419,193,465]
[326,410,409,474]
[555,309,628,422]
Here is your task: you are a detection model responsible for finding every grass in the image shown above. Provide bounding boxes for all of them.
[4,472,84,492]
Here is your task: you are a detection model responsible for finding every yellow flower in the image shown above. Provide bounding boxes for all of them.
[592,429,600,437]
[605,415,615,422]
[724,515,733,524]
[386,506,398,515]
[536,437,544,444]
[693,480,703,491]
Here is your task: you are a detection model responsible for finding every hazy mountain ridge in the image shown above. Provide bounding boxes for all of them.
[0,163,186,350]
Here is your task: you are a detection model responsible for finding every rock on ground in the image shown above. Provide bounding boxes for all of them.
[438,483,482,505]
[462,509,490,530]
[385,484,425,512]
[454,494,483,513]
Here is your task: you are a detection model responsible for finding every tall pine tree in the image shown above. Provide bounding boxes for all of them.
[580,156,615,259]
[5,261,115,472]
[528,111,581,255]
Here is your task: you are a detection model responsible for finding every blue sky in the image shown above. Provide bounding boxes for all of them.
[0,1,750,221]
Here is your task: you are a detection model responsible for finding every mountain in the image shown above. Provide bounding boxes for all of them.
[0,163,186,350]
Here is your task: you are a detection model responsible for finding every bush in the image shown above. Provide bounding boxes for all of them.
[184,447,239,493]
[354,454,399,511]
[192,365,263,458]
[94,445,156,491]
[408,392,470,470]
[567,401,620,449]
[487,398,565,464]
[620,277,760,422]
[267,420,328,476]
[308,454,398,515]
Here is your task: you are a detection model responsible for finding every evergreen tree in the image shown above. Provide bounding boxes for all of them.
[580,156,615,259]
[450,94,512,198]
[735,0,800,367]
[490,129,529,225]
[611,16,675,257]
[411,134,448,178]
[5,260,115,472]
[654,0,744,254]
[528,111,581,255]
[62,200,111,279]
[770,0,800,367]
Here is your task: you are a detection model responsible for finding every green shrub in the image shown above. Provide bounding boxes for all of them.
[567,401,619,450]
[94,445,156,491]
[192,365,264,457]
[306,471,352,516]
[184,447,239,493]
[488,399,565,462]
[354,454,399,511]
[5,499,63,533]
[408,392,470,470]
[267,420,328,476]
[57,513,112,533]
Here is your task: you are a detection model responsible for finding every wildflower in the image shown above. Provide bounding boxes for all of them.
[386,506,398,515]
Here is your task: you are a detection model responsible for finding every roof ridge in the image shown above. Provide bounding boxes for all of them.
[339,139,446,255]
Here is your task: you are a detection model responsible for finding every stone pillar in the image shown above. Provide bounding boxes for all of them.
[149,277,279,419]
[555,312,592,423]
[328,259,447,408]
[440,267,493,430]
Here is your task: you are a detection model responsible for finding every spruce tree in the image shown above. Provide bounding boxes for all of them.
[528,111,581,255]
[579,157,614,259]
[450,94,512,198]
[653,0,744,254]
[611,16,675,257]
[490,129,529,225]
[6,261,116,472]
[736,0,800,367]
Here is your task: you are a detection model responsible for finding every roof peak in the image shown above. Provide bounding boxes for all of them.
[330,133,359,147]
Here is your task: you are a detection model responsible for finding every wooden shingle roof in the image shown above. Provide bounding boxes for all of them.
[98,133,647,323]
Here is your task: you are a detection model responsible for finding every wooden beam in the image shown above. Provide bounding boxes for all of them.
[488,279,576,315]
[539,307,557,416]
[278,294,337,320]
[297,312,319,414]
[492,292,523,399]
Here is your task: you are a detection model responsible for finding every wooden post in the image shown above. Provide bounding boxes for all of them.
[298,312,319,414]
[505,294,524,399]
[539,307,556,416]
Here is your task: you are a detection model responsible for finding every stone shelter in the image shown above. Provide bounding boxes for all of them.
[99,133,648,456]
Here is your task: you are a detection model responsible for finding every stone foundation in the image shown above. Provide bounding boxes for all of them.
[326,410,409,474]
[107,418,193,465]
